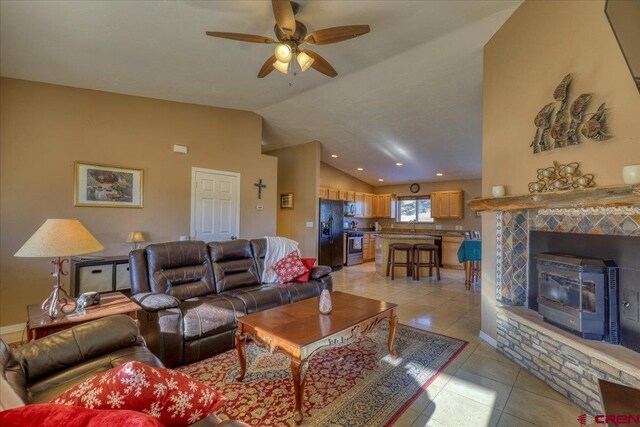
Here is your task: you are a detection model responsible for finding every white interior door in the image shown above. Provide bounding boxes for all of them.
[191,168,240,242]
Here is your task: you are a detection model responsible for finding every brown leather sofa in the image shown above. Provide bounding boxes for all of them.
[0,315,246,426]
[129,239,333,368]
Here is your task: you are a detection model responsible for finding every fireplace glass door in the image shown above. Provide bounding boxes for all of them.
[538,271,596,313]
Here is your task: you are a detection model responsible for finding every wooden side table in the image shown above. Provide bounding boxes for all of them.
[27,292,140,341]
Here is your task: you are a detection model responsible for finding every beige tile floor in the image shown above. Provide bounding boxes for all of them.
[333,263,584,427]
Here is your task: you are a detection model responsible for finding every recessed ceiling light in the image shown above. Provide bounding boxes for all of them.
[395,162,403,166]
[357,167,364,171]
[331,154,338,158]
[378,178,384,182]
[436,173,444,176]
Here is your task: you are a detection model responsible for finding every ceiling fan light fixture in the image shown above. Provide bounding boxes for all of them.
[296,51,315,72]
[274,43,292,63]
[273,60,289,74]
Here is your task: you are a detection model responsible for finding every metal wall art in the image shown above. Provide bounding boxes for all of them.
[528,161,596,193]
[530,73,610,153]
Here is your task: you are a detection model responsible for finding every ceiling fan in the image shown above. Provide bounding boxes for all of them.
[206,0,370,78]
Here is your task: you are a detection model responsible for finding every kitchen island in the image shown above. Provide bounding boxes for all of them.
[373,232,466,277]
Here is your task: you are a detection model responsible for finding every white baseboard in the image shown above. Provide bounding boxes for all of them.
[479,330,497,347]
[0,323,26,336]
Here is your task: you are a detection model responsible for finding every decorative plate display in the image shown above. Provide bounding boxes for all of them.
[410,183,420,193]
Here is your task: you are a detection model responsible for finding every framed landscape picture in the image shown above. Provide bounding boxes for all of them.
[74,162,143,208]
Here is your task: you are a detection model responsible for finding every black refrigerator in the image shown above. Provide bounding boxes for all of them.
[318,199,344,270]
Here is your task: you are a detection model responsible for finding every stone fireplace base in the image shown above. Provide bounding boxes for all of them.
[497,306,640,415]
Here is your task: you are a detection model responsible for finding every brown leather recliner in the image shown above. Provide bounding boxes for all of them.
[129,239,333,368]
[0,315,247,427]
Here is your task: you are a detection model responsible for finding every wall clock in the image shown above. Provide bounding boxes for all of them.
[410,183,420,193]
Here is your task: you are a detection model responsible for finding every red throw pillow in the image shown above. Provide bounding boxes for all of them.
[273,251,308,284]
[53,361,226,427]
[294,258,317,282]
[0,404,164,427]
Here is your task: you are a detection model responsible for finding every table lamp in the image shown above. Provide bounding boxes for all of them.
[14,219,104,319]
[126,231,145,250]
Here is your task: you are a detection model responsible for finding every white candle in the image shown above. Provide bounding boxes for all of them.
[622,165,640,184]
[492,185,506,197]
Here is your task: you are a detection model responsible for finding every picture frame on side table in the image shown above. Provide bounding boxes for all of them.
[74,162,143,208]
[280,193,294,209]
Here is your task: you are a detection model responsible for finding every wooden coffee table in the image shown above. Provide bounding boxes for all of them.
[235,291,398,424]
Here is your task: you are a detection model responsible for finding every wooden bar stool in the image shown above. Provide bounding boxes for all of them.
[471,231,481,285]
[413,243,440,280]
[386,243,413,280]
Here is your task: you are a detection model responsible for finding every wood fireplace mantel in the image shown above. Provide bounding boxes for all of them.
[469,184,640,212]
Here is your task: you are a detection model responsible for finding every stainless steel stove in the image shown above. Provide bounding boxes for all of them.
[346,231,364,266]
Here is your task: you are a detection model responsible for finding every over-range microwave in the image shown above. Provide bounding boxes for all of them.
[344,201,356,216]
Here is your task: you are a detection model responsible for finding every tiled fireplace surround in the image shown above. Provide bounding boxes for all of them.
[494,206,640,415]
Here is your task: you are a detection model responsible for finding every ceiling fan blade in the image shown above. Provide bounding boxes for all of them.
[301,49,337,78]
[258,55,278,78]
[272,0,296,36]
[304,25,370,45]
[206,31,276,44]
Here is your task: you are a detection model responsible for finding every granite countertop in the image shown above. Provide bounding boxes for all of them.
[354,229,467,237]
[374,234,446,240]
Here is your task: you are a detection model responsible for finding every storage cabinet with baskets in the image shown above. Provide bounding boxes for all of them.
[70,256,131,296]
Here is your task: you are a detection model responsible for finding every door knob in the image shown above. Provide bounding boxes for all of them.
[230,235,237,240]
[622,300,630,308]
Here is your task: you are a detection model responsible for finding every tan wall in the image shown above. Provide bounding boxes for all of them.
[0,78,278,327]
[481,0,640,339]
[320,162,374,193]
[267,142,320,258]
[374,179,483,231]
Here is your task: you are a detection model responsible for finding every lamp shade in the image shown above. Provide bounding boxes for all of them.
[296,51,314,72]
[14,219,104,258]
[273,60,289,74]
[126,231,145,243]
[274,43,292,63]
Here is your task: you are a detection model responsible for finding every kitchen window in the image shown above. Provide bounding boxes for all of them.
[397,196,434,223]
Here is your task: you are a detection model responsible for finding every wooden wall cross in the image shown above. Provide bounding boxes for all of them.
[254,179,266,199]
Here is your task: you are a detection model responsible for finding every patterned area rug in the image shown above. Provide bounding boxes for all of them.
[178,323,467,426]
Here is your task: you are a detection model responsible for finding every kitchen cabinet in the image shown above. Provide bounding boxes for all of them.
[382,194,395,218]
[355,192,365,217]
[363,235,370,261]
[363,233,376,262]
[442,235,465,270]
[373,195,385,218]
[369,237,376,260]
[449,192,463,218]
[364,194,373,217]
[319,187,395,219]
[431,190,464,219]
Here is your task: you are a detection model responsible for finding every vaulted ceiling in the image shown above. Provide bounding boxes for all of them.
[0,0,520,185]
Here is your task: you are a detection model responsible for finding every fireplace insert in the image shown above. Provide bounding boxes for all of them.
[536,253,618,343]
